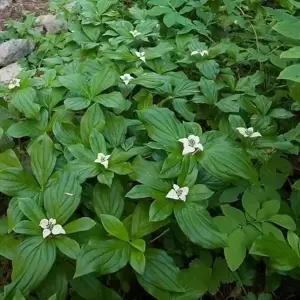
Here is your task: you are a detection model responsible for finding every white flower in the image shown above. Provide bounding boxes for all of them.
[236,127,262,138]
[120,73,134,85]
[130,30,141,38]
[191,50,208,56]
[8,78,20,90]
[233,20,238,24]
[94,153,110,169]
[39,218,65,239]
[166,184,189,202]
[178,135,204,155]
[135,51,146,62]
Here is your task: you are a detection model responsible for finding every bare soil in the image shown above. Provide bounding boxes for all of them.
[0,0,48,30]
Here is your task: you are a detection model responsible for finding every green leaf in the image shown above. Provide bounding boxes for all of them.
[269,214,296,230]
[149,198,174,222]
[174,202,227,249]
[8,198,24,233]
[4,237,56,298]
[280,46,300,58]
[70,273,122,300]
[136,249,184,293]
[0,149,22,171]
[131,156,170,192]
[131,203,169,239]
[199,77,218,103]
[159,151,182,179]
[11,87,40,120]
[130,248,146,275]
[103,114,127,147]
[53,122,81,146]
[100,214,129,241]
[172,98,195,122]
[64,217,96,234]
[219,187,244,204]
[36,263,69,300]
[30,134,56,189]
[95,91,126,111]
[93,178,124,218]
[224,228,247,271]
[138,106,185,150]
[90,67,116,97]
[125,184,153,199]
[55,236,80,260]
[273,20,300,40]
[64,97,91,111]
[250,234,300,271]
[18,198,45,224]
[196,60,220,80]
[178,155,198,187]
[13,220,41,235]
[44,172,82,224]
[132,73,164,88]
[0,168,39,197]
[130,239,146,252]
[200,140,258,183]
[269,108,294,119]
[89,131,107,155]
[221,205,246,225]
[187,184,214,203]
[80,104,105,146]
[97,171,114,187]
[0,235,20,260]
[75,239,130,277]
[278,64,300,83]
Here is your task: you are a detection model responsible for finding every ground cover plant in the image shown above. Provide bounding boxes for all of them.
[1,0,300,299]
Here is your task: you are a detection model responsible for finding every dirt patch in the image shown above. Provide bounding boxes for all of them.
[0,0,48,30]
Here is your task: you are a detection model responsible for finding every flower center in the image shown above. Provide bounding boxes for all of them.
[176,189,183,196]
[245,128,253,135]
[188,139,196,147]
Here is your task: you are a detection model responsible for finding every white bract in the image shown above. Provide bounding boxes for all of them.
[8,78,20,90]
[236,127,262,138]
[191,50,208,56]
[135,51,146,62]
[166,184,189,202]
[94,153,110,169]
[120,73,134,85]
[39,218,65,239]
[130,30,141,38]
[179,135,203,155]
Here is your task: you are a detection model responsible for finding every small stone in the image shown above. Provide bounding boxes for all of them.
[0,0,12,18]
[0,39,35,67]
[36,14,66,34]
[0,62,21,84]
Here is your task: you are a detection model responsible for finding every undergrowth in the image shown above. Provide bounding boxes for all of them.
[1,0,300,299]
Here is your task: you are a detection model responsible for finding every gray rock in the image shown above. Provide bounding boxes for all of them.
[0,39,35,67]
[0,0,12,18]
[0,62,21,83]
[36,14,66,34]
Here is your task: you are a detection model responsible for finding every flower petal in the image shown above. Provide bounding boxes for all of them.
[49,218,56,225]
[52,225,66,235]
[189,135,200,144]
[236,127,247,136]
[182,146,195,155]
[101,160,109,169]
[39,219,49,229]
[195,143,204,151]
[43,228,51,238]
[179,194,187,201]
[178,138,189,147]
[166,189,179,200]
[250,132,262,138]
[173,184,180,191]
[181,187,189,197]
